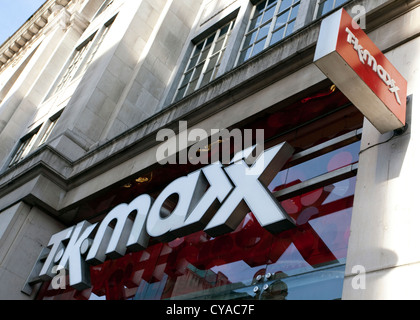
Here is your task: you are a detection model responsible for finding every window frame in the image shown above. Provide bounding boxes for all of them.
[173,19,236,103]
[9,127,41,167]
[236,0,301,66]
[46,16,116,100]
[38,111,63,146]
[313,0,350,20]
[53,33,97,95]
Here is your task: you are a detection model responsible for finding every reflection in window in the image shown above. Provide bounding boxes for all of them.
[237,0,300,65]
[36,133,360,301]
[40,176,356,300]
[315,0,349,19]
[173,20,236,102]
[269,141,361,192]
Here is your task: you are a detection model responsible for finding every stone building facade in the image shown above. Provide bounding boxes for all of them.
[0,0,419,300]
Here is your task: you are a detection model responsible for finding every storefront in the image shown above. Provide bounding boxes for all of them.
[35,87,364,300]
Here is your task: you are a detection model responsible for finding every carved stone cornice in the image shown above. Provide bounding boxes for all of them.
[0,0,71,71]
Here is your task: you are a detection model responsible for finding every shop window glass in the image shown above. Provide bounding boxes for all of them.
[268,141,361,191]
[237,0,300,65]
[37,134,360,300]
[35,91,363,301]
[173,20,236,102]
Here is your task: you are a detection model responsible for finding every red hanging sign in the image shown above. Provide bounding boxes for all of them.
[314,9,407,133]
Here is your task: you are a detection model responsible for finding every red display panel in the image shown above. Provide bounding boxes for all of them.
[315,9,407,133]
[335,9,407,125]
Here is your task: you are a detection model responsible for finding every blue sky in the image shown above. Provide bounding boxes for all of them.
[0,0,46,45]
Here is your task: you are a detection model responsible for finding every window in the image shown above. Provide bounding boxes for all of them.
[54,35,96,94]
[237,0,300,65]
[81,21,112,74]
[173,19,236,102]
[50,18,114,97]
[9,128,40,167]
[314,0,349,19]
[38,113,61,146]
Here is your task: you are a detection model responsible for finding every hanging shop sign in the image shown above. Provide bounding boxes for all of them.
[37,142,295,290]
[314,9,407,134]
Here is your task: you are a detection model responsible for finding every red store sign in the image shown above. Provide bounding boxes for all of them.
[314,8,407,134]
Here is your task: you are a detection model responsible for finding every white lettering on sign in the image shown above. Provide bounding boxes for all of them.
[38,142,296,290]
[345,27,402,105]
